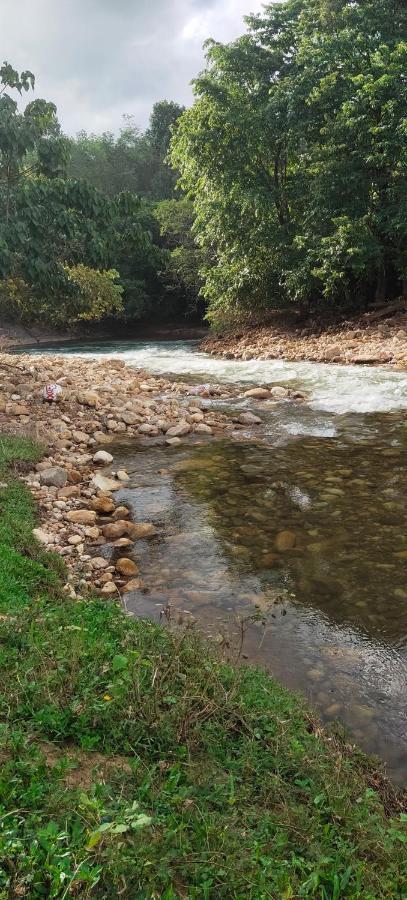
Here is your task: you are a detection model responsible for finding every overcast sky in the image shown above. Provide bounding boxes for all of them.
[1,0,266,136]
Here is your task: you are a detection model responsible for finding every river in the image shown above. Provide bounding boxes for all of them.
[25,339,407,783]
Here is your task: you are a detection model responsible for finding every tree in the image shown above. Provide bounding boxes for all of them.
[171,0,407,328]
[0,64,166,327]
[68,102,185,202]
[155,198,204,317]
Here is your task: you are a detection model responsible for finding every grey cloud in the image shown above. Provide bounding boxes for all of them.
[0,0,265,134]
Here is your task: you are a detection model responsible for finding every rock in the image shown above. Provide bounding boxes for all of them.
[112,505,130,519]
[127,522,157,540]
[72,430,90,444]
[66,509,97,525]
[93,450,113,465]
[68,534,82,545]
[120,410,141,425]
[102,521,129,540]
[91,473,119,492]
[270,386,289,400]
[123,577,144,592]
[113,537,134,547]
[275,530,296,551]
[194,423,213,434]
[117,469,130,482]
[91,496,116,514]
[100,581,118,595]
[166,437,182,446]
[107,419,126,433]
[39,467,68,488]
[68,469,82,484]
[89,556,109,570]
[238,412,262,425]
[77,390,99,408]
[33,527,55,545]
[243,388,270,399]
[138,424,160,435]
[165,423,191,437]
[116,557,139,577]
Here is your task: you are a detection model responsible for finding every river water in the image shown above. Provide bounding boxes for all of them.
[26,339,407,783]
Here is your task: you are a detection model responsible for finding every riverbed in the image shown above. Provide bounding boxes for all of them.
[23,339,407,783]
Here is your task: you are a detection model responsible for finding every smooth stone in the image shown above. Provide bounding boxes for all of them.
[93,450,113,465]
[116,558,139,577]
[243,388,270,399]
[127,522,157,540]
[117,469,130,481]
[166,423,191,437]
[100,581,118,595]
[102,521,129,540]
[66,509,97,525]
[238,412,262,425]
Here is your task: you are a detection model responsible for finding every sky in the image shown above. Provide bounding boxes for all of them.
[0,0,266,136]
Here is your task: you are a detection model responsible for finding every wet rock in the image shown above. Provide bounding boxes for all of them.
[93,450,113,465]
[113,537,134,547]
[270,386,289,400]
[89,556,109,570]
[127,522,157,540]
[238,412,262,425]
[116,557,139,577]
[102,521,129,540]
[123,577,144,592]
[275,530,296,551]
[39,467,68,488]
[243,388,270,399]
[166,437,182,446]
[112,505,130,519]
[66,509,97,525]
[117,469,130,481]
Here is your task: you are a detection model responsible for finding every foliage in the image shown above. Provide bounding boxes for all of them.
[0,435,405,897]
[62,265,123,323]
[155,198,204,316]
[0,64,167,328]
[68,101,185,202]
[171,0,407,328]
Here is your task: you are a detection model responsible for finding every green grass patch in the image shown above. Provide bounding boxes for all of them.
[0,435,405,898]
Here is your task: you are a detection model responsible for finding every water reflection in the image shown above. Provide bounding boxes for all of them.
[109,410,407,784]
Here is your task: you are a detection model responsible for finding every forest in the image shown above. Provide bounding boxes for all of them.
[0,0,406,332]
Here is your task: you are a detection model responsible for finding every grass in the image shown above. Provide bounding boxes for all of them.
[0,435,406,898]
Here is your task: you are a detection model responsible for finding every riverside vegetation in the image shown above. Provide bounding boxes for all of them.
[0,433,406,897]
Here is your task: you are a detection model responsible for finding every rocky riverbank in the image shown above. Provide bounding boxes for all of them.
[202,308,407,368]
[0,351,304,599]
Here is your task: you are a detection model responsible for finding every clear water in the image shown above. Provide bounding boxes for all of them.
[23,339,407,782]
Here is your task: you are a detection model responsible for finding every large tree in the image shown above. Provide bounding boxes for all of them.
[172,0,407,328]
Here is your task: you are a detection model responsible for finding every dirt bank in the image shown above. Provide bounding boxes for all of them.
[202,308,407,369]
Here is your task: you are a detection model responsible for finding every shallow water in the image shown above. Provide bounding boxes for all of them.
[23,338,407,782]
[23,338,407,413]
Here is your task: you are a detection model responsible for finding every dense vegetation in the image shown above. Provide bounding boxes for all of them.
[0,67,190,328]
[172,0,407,329]
[1,0,406,334]
[0,434,405,896]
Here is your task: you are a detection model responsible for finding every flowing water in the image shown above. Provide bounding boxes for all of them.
[24,339,407,783]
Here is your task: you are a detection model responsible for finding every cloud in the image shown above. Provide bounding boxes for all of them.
[0,0,266,135]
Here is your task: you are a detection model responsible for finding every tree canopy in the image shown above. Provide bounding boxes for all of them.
[171,0,407,328]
